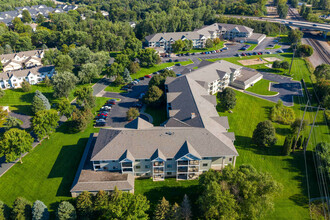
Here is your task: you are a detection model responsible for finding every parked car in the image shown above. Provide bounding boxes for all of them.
[101,106,111,111]
[139,76,144,80]
[98,112,108,117]
[277,49,284,53]
[139,93,145,99]
[175,63,182,66]
[145,74,152,78]
[257,52,261,55]
[185,53,190,56]
[168,59,173,62]
[253,52,257,55]
[313,24,317,26]
[176,73,182,77]
[97,115,107,120]
[191,53,195,55]
[223,47,228,50]
[241,53,246,56]
[259,52,263,55]
[174,59,179,62]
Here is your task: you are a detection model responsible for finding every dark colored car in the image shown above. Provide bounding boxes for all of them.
[168,59,173,62]
[174,59,179,62]
[96,121,106,126]
[175,63,182,66]
[191,53,195,55]
[139,76,144,80]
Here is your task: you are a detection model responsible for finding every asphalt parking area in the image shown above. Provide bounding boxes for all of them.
[244,72,303,106]
[99,78,150,128]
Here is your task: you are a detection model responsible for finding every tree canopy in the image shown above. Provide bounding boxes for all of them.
[252,120,277,147]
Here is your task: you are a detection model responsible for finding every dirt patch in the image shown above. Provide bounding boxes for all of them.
[264,57,281,62]
[238,58,268,66]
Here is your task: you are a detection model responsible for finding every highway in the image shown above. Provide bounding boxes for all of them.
[221,15,330,32]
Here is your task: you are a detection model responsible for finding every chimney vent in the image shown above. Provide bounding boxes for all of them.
[191,113,196,119]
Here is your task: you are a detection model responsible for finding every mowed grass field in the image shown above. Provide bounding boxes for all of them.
[246,79,278,95]
[0,97,108,211]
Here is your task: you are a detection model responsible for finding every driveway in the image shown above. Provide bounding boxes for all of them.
[244,72,303,106]
[9,112,31,129]
[100,78,151,128]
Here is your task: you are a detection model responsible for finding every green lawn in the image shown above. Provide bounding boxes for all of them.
[218,91,322,219]
[239,43,258,51]
[266,44,282,50]
[207,53,311,83]
[0,97,108,211]
[178,42,224,54]
[246,79,278,95]
[144,105,168,126]
[105,60,194,93]
[0,84,54,115]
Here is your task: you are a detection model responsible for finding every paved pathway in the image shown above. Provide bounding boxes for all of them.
[9,112,31,129]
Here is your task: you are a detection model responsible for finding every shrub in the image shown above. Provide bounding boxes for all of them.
[282,135,292,155]
[21,80,31,92]
[270,100,295,124]
[127,107,140,121]
[217,88,236,110]
[272,60,281,68]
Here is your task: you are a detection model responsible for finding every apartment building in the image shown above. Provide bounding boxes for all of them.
[145,23,263,52]
[71,62,240,196]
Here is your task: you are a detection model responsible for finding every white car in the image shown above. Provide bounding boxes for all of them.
[101,106,111,111]
[96,119,106,123]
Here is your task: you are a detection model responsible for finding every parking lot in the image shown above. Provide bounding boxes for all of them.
[96,77,151,128]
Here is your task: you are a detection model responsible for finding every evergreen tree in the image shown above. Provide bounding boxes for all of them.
[154,197,170,220]
[11,197,32,220]
[76,191,93,219]
[122,68,132,83]
[282,135,292,156]
[56,201,76,220]
[32,90,51,114]
[44,76,51,87]
[32,200,49,220]
[169,203,181,220]
[93,191,109,218]
[21,80,31,92]
[181,194,192,220]
[297,135,303,149]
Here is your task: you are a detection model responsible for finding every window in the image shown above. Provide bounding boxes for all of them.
[135,166,141,169]
[167,172,172,175]
[203,163,208,167]
[145,165,150,169]
[145,159,150,161]
[167,164,172,168]
[112,160,116,162]
[95,165,101,169]
[167,158,173,161]
[94,161,100,164]
[229,158,232,162]
[135,159,141,162]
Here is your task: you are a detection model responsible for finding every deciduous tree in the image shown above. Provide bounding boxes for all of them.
[4,116,20,129]
[143,86,164,107]
[57,98,74,118]
[22,10,32,23]
[69,46,92,66]
[296,44,313,57]
[252,120,277,147]
[314,64,330,81]
[0,128,33,163]
[127,107,140,121]
[32,109,59,140]
[78,63,99,84]
[217,88,236,110]
[54,55,74,73]
[52,71,78,98]
[129,62,140,74]
[205,38,214,48]
[138,49,161,67]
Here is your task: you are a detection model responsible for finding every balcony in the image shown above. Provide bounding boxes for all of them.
[153,168,164,173]
[188,167,199,172]
[178,167,188,173]
[122,168,133,172]
[122,162,133,168]
[153,162,164,166]
[188,173,199,180]
[178,161,188,166]
[189,160,199,165]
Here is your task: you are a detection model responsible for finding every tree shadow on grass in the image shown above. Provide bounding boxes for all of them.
[47,137,89,197]
[20,92,53,103]
[262,106,272,120]
[140,182,200,217]
[282,151,320,207]
[276,127,292,136]
[235,135,283,156]
[11,105,33,116]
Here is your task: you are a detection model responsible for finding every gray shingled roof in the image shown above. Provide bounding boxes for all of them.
[145,31,201,42]
[124,117,154,129]
[91,127,238,161]
[0,65,54,80]
[233,68,263,86]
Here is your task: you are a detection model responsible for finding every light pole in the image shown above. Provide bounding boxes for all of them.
[288,43,297,75]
